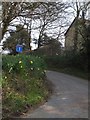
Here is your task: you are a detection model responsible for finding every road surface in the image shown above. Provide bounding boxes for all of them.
[21,71,88,118]
[0,87,2,120]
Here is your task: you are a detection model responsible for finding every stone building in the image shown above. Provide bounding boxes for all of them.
[65,17,90,52]
[0,25,2,41]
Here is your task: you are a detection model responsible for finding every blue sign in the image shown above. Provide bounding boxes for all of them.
[16,45,23,53]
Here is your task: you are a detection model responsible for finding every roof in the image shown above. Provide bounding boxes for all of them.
[64,18,76,36]
[64,18,90,36]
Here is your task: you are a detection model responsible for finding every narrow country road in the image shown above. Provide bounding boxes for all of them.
[22,71,88,118]
[0,87,2,120]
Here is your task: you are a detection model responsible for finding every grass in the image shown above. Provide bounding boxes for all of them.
[2,55,52,119]
[2,73,52,119]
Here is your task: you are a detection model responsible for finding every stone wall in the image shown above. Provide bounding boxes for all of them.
[65,19,89,52]
[65,22,75,51]
[0,25,2,41]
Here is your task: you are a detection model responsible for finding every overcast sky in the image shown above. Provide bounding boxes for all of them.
[0,1,90,51]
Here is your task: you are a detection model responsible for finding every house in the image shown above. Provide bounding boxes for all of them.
[65,17,90,52]
[0,25,2,41]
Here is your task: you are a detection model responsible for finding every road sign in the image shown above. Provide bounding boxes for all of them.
[16,45,23,53]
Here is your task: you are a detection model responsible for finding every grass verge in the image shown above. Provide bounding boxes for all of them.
[2,55,53,119]
[2,73,53,119]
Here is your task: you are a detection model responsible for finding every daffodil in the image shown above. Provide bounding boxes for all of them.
[21,66,23,68]
[30,61,33,64]
[5,76,7,79]
[19,61,22,64]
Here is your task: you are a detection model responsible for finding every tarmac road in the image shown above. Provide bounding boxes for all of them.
[0,87,2,120]
[21,71,88,118]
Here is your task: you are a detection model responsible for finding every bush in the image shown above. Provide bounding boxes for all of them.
[43,53,88,72]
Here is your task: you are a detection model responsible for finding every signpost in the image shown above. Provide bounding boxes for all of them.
[16,45,23,53]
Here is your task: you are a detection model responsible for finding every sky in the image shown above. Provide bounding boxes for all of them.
[0,1,90,51]
[0,0,89,2]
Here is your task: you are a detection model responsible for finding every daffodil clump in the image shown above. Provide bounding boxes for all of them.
[2,54,48,118]
[2,55,46,77]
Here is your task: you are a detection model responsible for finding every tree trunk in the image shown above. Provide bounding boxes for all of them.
[38,35,41,48]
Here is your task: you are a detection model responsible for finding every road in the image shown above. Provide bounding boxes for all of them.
[21,71,88,118]
[0,87,2,120]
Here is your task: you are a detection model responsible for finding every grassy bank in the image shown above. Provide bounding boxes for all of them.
[2,55,52,119]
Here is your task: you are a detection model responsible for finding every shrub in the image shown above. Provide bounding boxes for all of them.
[43,54,88,72]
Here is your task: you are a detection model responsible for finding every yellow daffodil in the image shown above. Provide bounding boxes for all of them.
[5,76,7,79]
[19,61,22,64]
[30,61,33,64]
[21,66,23,68]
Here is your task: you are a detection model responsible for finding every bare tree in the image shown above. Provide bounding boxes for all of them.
[1,2,69,50]
[30,2,68,48]
[2,2,22,38]
[1,2,41,49]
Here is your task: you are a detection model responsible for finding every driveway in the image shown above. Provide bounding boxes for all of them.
[21,71,88,118]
